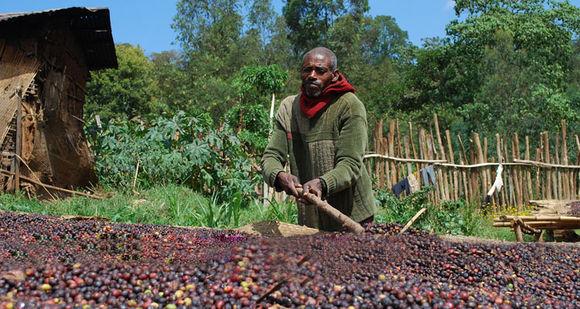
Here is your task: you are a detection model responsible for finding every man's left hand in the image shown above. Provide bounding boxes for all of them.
[301,178,323,201]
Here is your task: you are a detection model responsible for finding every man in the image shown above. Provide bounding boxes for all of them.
[261,47,376,231]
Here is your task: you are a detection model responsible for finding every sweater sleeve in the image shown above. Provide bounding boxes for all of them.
[320,93,368,195]
[260,96,295,188]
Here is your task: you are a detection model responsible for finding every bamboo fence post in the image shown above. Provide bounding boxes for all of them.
[457,135,471,203]
[388,121,397,190]
[514,133,531,207]
[560,120,569,200]
[514,134,524,209]
[576,134,580,165]
[495,134,504,211]
[555,132,561,200]
[409,122,420,177]
[383,137,390,189]
[427,135,442,204]
[473,132,487,203]
[396,119,402,164]
[419,129,431,202]
[505,137,515,208]
[434,114,450,201]
[446,130,459,200]
[375,120,384,189]
[14,87,22,193]
[535,147,542,199]
[543,132,552,199]
[525,136,533,202]
[404,136,412,176]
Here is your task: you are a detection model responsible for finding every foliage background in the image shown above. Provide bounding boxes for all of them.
[75,0,580,236]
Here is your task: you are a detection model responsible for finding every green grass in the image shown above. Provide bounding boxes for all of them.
[0,185,551,242]
[0,184,298,229]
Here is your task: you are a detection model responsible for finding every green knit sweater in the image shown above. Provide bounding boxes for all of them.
[261,92,377,231]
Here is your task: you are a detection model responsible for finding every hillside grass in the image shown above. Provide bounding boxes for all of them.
[0,185,534,242]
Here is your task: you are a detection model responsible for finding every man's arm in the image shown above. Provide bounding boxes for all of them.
[319,93,368,195]
[261,95,300,197]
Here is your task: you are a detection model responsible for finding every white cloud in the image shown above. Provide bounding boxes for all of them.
[445,0,456,10]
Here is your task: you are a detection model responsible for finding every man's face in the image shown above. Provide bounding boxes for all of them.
[301,52,338,98]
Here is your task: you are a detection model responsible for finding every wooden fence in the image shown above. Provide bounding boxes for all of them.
[366,115,579,213]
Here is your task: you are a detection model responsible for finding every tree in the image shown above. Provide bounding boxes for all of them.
[85,44,160,121]
[172,0,244,74]
[282,0,369,56]
[447,0,580,105]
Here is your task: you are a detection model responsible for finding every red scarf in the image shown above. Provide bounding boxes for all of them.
[299,73,355,118]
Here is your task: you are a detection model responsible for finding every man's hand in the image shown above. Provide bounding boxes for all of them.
[275,172,301,197]
[301,178,323,200]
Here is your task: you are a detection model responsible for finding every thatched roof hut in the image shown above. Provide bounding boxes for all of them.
[0,7,117,196]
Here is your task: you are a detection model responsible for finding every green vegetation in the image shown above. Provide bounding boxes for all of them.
[6,0,578,242]
[0,185,297,229]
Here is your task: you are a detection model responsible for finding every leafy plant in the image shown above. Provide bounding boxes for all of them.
[86,111,260,207]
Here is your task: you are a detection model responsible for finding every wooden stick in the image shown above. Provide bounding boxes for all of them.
[297,189,365,234]
[400,208,427,234]
[388,121,397,188]
[446,130,459,200]
[132,158,140,195]
[496,134,504,210]
[525,136,533,202]
[543,132,552,199]
[498,215,580,221]
[561,120,569,200]
[0,168,102,199]
[404,136,412,176]
[14,87,23,192]
[363,154,446,164]
[576,134,580,165]
[511,159,580,169]
[473,132,487,201]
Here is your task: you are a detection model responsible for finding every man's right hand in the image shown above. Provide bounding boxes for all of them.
[275,172,300,197]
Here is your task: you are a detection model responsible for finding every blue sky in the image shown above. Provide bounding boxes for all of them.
[1,1,578,56]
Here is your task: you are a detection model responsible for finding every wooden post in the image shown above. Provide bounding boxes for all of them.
[535,147,542,199]
[383,137,391,190]
[555,132,561,200]
[560,120,569,200]
[514,224,524,242]
[388,121,397,189]
[446,130,459,200]
[543,132,552,199]
[473,132,487,202]
[409,122,420,176]
[513,134,523,210]
[496,134,505,210]
[14,87,23,192]
[457,135,470,203]
[525,136,533,201]
[404,136,412,176]
[433,114,449,201]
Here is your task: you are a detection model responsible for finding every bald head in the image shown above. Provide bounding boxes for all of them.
[303,47,338,72]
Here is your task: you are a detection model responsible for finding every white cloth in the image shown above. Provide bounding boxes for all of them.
[487,164,504,196]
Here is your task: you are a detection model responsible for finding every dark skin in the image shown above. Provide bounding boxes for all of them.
[276,49,340,200]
